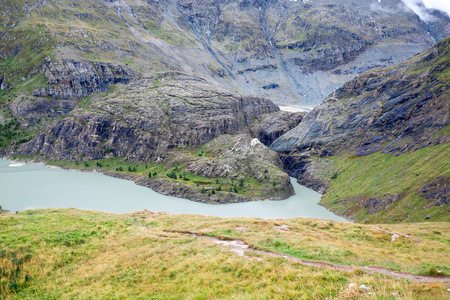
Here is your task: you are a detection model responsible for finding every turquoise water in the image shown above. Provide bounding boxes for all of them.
[0,158,348,221]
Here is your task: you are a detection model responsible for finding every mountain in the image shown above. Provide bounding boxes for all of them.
[8,73,301,203]
[0,0,449,212]
[271,36,450,223]
[1,0,448,118]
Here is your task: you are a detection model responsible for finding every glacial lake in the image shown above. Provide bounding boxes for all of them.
[0,158,348,222]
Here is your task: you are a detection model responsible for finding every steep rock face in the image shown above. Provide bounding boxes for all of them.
[1,0,448,116]
[271,37,450,223]
[5,59,137,123]
[32,59,137,100]
[176,0,445,104]
[271,37,450,157]
[13,73,278,161]
[249,111,305,146]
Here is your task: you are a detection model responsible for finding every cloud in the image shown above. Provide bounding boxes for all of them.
[422,0,450,17]
[401,0,435,22]
[401,0,450,21]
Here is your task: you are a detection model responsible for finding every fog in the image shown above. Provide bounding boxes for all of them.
[401,0,450,21]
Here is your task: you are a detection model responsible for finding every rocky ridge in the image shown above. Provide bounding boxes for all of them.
[270,36,450,223]
[9,73,297,202]
[13,73,278,161]
[0,0,448,114]
[0,0,449,210]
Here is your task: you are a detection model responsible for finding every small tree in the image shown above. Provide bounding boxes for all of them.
[148,172,152,179]
[201,187,206,194]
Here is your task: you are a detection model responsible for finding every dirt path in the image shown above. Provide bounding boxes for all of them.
[134,219,450,283]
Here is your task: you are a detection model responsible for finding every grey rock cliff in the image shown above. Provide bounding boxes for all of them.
[13,73,279,161]
[271,37,450,157]
[32,59,137,100]
[270,36,450,222]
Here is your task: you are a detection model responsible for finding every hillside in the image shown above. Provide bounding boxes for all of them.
[0,208,449,299]
[0,0,449,218]
[6,73,303,203]
[0,0,447,119]
[271,36,450,223]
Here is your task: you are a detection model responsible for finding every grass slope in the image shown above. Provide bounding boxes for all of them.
[316,143,450,223]
[1,209,449,299]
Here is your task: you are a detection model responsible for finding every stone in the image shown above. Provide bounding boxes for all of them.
[391,234,399,242]
[359,284,370,291]
[348,283,357,289]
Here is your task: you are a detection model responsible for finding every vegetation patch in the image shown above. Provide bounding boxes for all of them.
[0,209,448,298]
[316,143,450,223]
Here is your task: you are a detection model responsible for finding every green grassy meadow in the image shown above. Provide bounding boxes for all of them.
[0,209,449,299]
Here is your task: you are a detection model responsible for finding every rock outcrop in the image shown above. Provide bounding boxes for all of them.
[249,111,305,146]
[8,73,295,203]
[139,134,294,203]
[1,0,448,113]
[13,73,278,162]
[32,59,137,100]
[271,37,450,157]
[271,36,450,223]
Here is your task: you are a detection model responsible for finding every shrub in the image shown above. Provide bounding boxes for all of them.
[167,171,177,179]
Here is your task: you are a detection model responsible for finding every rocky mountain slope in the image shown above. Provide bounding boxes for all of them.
[271,36,450,223]
[0,0,448,116]
[0,0,449,211]
[9,73,299,202]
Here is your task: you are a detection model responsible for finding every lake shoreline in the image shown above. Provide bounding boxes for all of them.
[2,156,292,205]
[0,157,349,221]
